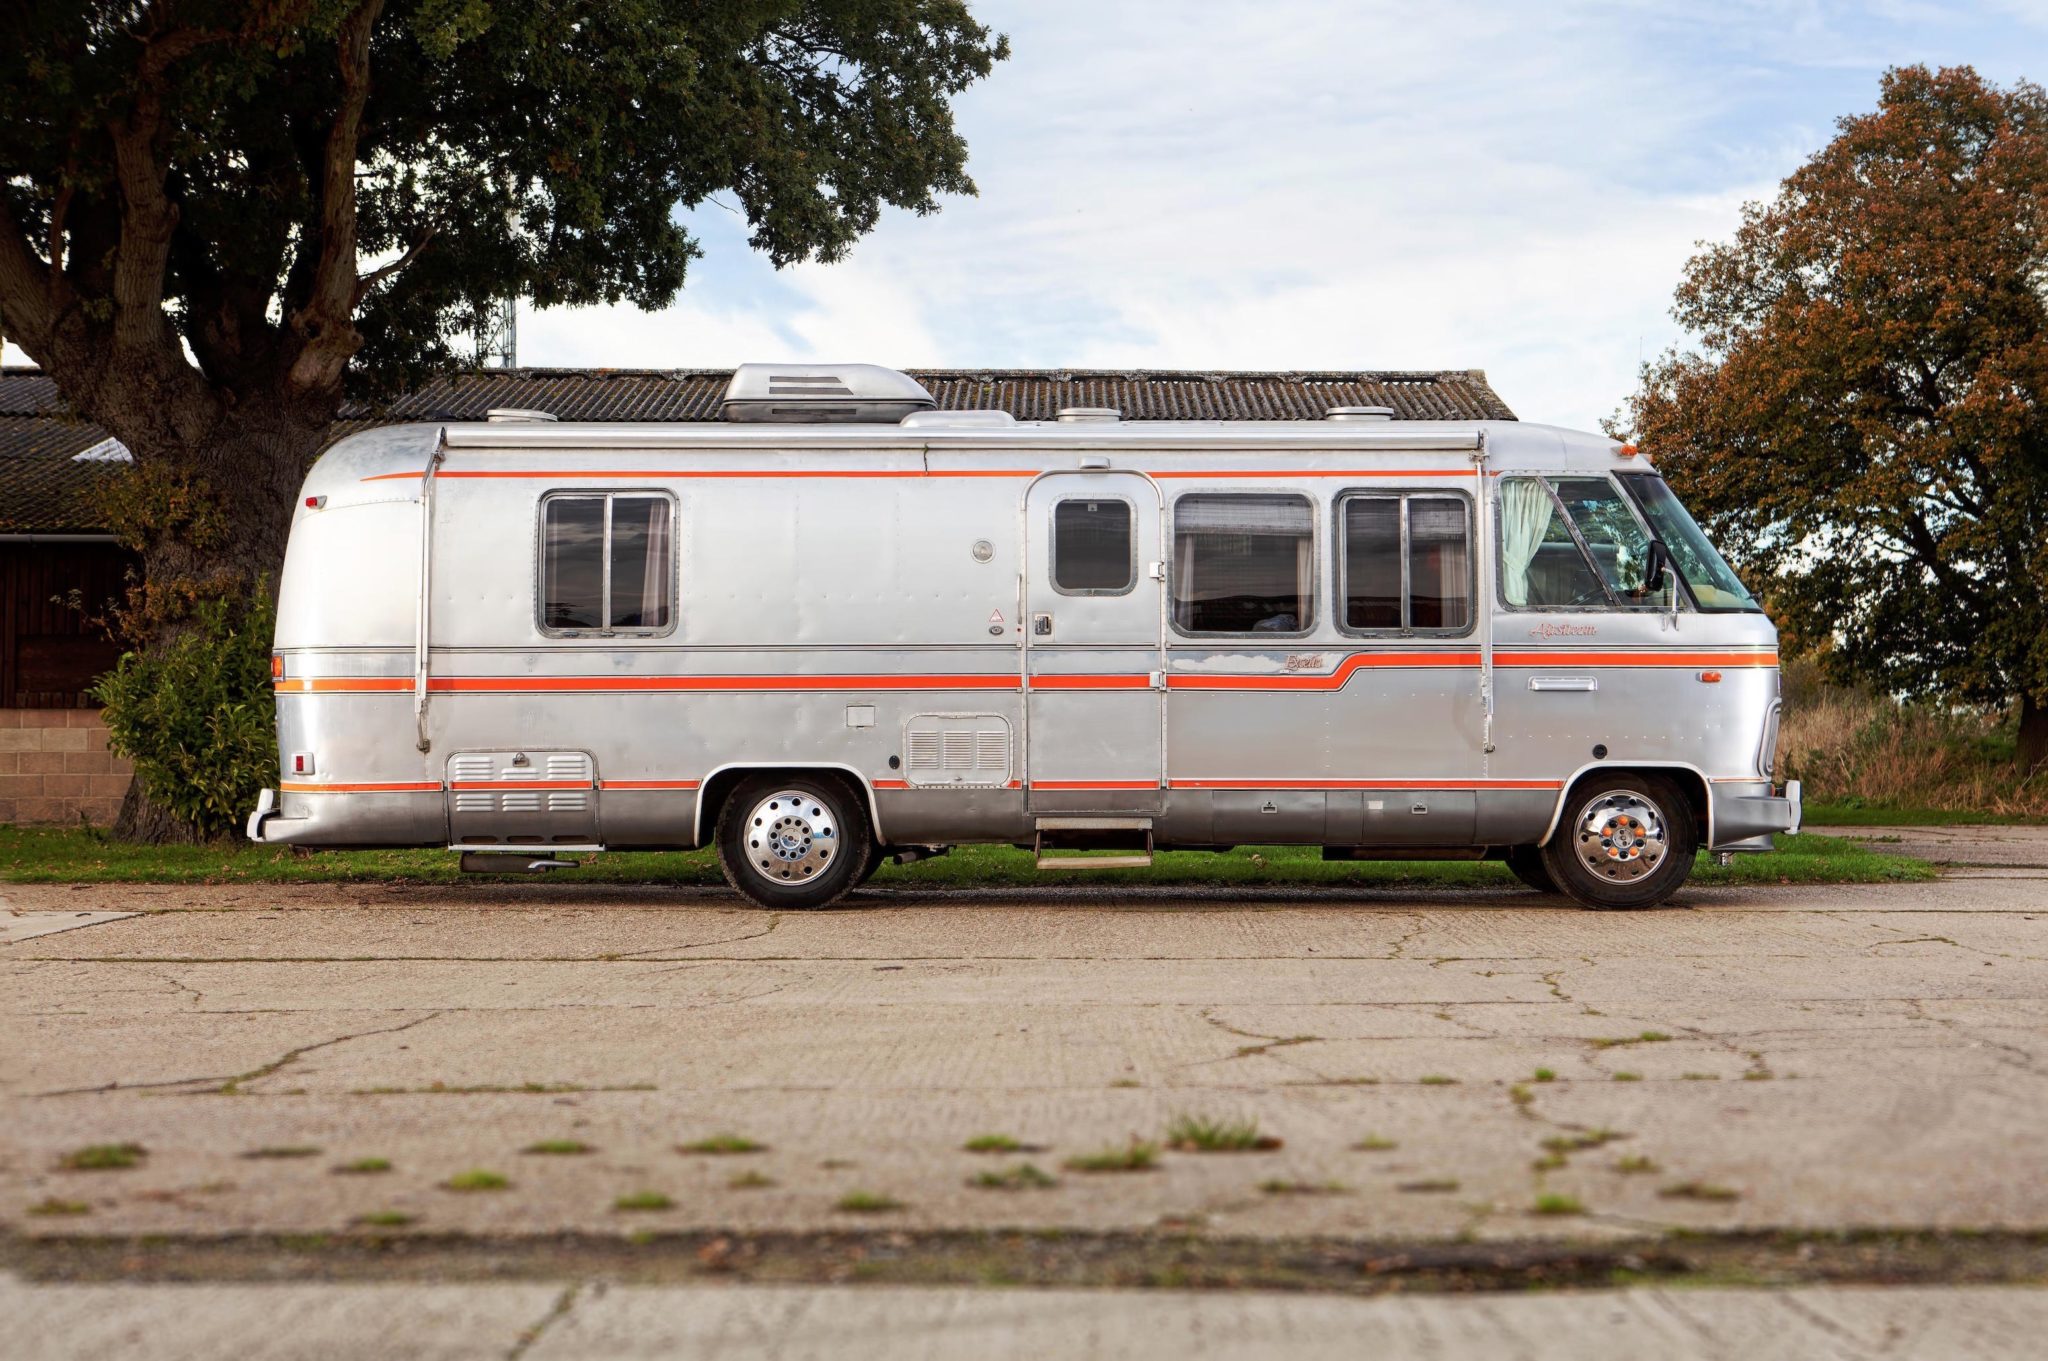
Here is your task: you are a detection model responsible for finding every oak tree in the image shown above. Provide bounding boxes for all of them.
[0,0,1005,837]
[1627,66,2048,770]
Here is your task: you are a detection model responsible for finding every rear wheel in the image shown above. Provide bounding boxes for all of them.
[715,774,874,909]
[1538,774,1697,910]
[1503,846,1560,895]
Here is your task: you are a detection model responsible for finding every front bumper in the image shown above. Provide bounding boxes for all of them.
[1711,778,1801,851]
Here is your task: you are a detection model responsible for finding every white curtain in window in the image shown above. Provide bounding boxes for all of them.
[640,499,670,625]
[1500,479,1553,608]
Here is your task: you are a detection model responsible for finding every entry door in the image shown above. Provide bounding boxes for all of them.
[1023,473,1165,813]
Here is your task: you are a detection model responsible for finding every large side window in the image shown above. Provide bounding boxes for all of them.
[1172,493,1313,634]
[1341,494,1471,632]
[540,492,675,634]
[1498,478,1607,610]
[1052,497,1135,594]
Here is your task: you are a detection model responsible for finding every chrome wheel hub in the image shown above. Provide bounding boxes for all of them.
[743,790,840,882]
[1573,791,1669,881]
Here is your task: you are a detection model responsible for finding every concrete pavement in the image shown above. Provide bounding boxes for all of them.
[4,873,2047,1240]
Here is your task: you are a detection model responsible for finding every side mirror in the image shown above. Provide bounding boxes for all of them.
[1634,539,1672,602]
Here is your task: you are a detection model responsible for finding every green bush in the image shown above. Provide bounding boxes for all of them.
[92,593,277,841]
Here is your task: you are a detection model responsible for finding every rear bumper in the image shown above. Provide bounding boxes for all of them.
[1710,778,1801,850]
[245,788,305,844]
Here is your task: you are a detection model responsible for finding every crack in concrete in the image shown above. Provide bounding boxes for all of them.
[1904,998,2048,1081]
[30,1011,444,1098]
[506,1280,583,1360]
[610,912,785,960]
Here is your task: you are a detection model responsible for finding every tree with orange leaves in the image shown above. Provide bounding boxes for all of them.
[1627,65,2048,771]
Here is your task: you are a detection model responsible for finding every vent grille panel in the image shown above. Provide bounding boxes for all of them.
[903,715,1012,788]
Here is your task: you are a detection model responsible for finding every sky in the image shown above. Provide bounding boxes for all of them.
[9,2,2047,431]
[516,0,2048,431]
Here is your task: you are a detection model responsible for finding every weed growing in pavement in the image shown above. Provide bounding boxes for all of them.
[614,1191,674,1212]
[240,1146,321,1160]
[1533,1193,1585,1215]
[1417,1075,1458,1086]
[1681,1072,1720,1081]
[26,1198,90,1216]
[836,1190,905,1213]
[971,1164,1058,1191]
[1397,1178,1460,1193]
[442,1170,509,1192]
[1660,1181,1741,1202]
[1612,1072,1642,1082]
[680,1135,765,1155]
[728,1170,777,1190]
[1165,1115,1280,1152]
[1065,1142,1160,1173]
[522,1140,593,1156]
[1590,1032,1672,1049]
[1614,1155,1660,1174]
[1532,1068,1557,1082]
[60,1143,145,1170]
[333,1157,392,1175]
[1258,1179,1348,1196]
[962,1134,1029,1154]
[1352,1135,1398,1152]
[356,1211,414,1227]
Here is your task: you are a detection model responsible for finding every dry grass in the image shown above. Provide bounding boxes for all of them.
[1779,681,2048,817]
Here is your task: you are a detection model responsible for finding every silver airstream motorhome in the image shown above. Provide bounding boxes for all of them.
[247,363,1799,910]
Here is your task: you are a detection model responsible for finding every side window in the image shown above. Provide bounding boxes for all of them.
[1499,478,1609,610]
[1342,494,1471,632]
[1172,493,1313,634]
[1052,498,1135,594]
[540,492,675,635]
[1551,477,1669,607]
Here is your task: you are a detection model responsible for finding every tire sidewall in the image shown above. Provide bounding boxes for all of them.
[716,774,873,908]
[1539,774,1698,910]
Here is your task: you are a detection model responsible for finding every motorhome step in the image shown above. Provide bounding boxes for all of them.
[459,852,583,874]
[1034,854,1156,871]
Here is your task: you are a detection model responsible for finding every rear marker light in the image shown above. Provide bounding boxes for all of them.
[1698,671,1723,684]
[305,495,326,509]
[271,654,284,681]
[290,752,315,775]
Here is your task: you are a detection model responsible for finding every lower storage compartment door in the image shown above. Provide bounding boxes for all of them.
[1348,789,1478,846]
[447,750,598,846]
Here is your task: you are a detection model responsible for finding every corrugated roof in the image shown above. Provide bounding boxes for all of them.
[0,365,1516,533]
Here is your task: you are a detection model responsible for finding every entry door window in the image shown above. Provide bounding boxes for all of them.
[1171,493,1314,634]
[1052,498,1135,594]
[540,492,676,634]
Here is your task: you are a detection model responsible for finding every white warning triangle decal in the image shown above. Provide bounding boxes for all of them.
[989,609,1005,625]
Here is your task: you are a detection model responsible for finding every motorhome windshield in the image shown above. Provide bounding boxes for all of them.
[1615,474,1760,612]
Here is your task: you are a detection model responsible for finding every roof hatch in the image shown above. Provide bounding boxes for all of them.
[722,363,936,424]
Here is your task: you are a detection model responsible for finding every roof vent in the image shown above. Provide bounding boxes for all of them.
[723,363,935,423]
[1056,407,1121,423]
[1325,406,1396,422]
[486,408,558,423]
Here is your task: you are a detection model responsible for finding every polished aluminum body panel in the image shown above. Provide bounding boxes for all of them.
[251,416,1795,855]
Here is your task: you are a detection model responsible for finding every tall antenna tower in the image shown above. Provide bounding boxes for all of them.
[473,296,517,368]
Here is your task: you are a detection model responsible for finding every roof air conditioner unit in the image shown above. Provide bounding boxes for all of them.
[722,363,936,423]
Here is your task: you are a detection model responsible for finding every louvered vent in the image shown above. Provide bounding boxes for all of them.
[446,750,599,847]
[903,715,1011,787]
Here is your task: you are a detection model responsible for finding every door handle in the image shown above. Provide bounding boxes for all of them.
[1528,675,1598,692]
[1033,613,1053,637]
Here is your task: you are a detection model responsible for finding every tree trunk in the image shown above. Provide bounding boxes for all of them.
[2021,692,2048,777]
[108,409,327,844]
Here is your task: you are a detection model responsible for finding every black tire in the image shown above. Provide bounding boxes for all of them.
[715,773,874,909]
[1537,773,1698,910]
[1503,845,1561,895]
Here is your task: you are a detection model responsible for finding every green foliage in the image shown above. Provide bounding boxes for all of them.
[60,1143,145,1170]
[92,593,278,842]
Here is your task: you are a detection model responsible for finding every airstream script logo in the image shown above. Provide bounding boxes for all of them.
[1529,622,1598,640]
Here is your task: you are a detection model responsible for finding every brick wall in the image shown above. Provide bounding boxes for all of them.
[0,707,132,826]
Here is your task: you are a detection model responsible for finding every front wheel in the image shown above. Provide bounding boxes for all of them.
[715,774,874,909]
[1537,775,1698,910]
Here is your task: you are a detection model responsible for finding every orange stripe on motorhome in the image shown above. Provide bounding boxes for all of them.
[1492,651,1777,668]
[448,779,589,791]
[1028,674,1153,690]
[1169,653,1479,690]
[1170,778,1562,790]
[1150,469,1473,479]
[424,673,1021,693]
[600,779,702,791]
[275,677,412,693]
[361,468,1042,483]
[1029,779,1159,790]
[279,780,441,793]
